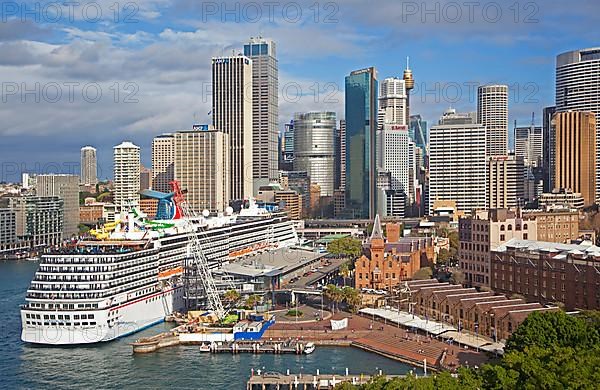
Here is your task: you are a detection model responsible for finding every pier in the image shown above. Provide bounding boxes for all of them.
[246,370,406,389]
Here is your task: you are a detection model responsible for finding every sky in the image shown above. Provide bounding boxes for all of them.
[0,0,599,182]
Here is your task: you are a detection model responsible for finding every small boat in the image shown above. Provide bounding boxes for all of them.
[303,342,315,354]
[199,344,211,353]
[26,257,39,262]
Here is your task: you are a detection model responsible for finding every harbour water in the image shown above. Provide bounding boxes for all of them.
[1,261,419,389]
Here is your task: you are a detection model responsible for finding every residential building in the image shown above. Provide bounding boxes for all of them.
[113,141,140,211]
[552,111,597,206]
[515,123,543,168]
[459,209,537,288]
[212,55,253,200]
[345,67,378,219]
[0,208,17,253]
[429,109,487,214]
[478,84,509,157]
[151,134,175,193]
[244,37,279,191]
[556,48,600,201]
[140,166,152,191]
[489,155,525,209]
[10,196,64,247]
[491,239,600,311]
[339,119,347,191]
[80,146,97,186]
[293,112,336,197]
[522,207,580,243]
[35,174,79,237]
[355,215,434,290]
[174,128,230,212]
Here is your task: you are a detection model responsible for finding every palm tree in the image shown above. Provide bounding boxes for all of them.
[325,284,343,313]
[342,286,361,313]
[224,289,241,306]
[339,262,350,286]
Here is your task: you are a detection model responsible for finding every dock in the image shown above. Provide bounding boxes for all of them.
[206,340,312,354]
[246,371,406,389]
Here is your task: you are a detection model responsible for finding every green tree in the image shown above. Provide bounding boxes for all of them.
[437,248,451,264]
[223,289,241,305]
[342,286,361,313]
[244,294,261,309]
[412,267,432,280]
[328,237,362,258]
[339,262,351,286]
[324,284,344,313]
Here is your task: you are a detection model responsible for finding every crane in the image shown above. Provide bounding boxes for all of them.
[170,180,226,320]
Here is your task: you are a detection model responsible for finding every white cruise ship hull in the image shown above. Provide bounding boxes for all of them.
[21,287,184,345]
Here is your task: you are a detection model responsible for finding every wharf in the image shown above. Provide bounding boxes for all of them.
[247,372,406,389]
[205,340,312,354]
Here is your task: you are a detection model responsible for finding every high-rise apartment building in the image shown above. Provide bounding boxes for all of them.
[244,37,279,192]
[212,55,253,200]
[345,67,378,219]
[80,146,97,186]
[556,48,600,201]
[0,208,17,253]
[339,119,346,191]
[489,155,525,209]
[174,128,230,212]
[35,174,79,238]
[113,141,140,210]
[552,111,597,206]
[478,85,509,157]
[151,134,175,193]
[293,112,336,197]
[140,166,152,191]
[429,109,487,214]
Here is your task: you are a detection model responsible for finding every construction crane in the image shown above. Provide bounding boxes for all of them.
[170,180,226,320]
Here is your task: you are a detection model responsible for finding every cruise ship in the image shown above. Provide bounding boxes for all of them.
[20,196,299,345]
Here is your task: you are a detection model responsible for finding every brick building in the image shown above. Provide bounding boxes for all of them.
[355,215,434,290]
[491,239,600,311]
[459,209,537,289]
[522,207,580,243]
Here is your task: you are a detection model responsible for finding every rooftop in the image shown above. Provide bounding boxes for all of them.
[495,238,600,256]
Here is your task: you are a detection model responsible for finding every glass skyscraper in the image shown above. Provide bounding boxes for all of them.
[344,67,378,219]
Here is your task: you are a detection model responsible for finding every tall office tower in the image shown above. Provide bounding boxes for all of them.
[380,124,410,217]
[212,55,253,200]
[80,146,97,186]
[515,123,543,168]
[140,166,152,191]
[293,112,336,198]
[35,174,79,237]
[409,114,428,164]
[478,85,509,157]
[542,106,557,192]
[281,120,294,170]
[403,58,415,125]
[378,77,407,126]
[113,141,140,210]
[334,125,342,191]
[556,48,600,201]
[552,111,597,206]
[339,120,346,190]
[244,37,279,192]
[429,109,488,214]
[151,134,175,193]
[345,67,378,219]
[489,155,525,209]
[174,128,230,212]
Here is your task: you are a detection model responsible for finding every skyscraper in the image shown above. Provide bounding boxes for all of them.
[409,114,428,164]
[339,119,346,191]
[151,134,175,193]
[542,106,557,192]
[244,37,279,192]
[113,141,140,210]
[556,48,600,202]
[80,146,97,186]
[378,77,407,126]
[174,128,230,212]
[429,109,487,214]
[212,55,253,200]
[293,112,336,198]
[515,123,543,168]
[478,85,509,157]
[488,155,525,209]
[35,174,79,238]
[552,111,597,206]
[345,67,378,219]
[380,124,410,217]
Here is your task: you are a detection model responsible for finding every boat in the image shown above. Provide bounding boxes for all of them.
[20,191,299,345]
[199,343,211,353]
[303,342,315,354]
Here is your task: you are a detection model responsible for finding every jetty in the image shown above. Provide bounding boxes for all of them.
[246,370,407,389]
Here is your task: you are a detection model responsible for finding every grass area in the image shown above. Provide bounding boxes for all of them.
[286,309,303,318]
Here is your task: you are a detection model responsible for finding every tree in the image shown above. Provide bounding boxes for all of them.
[224,289,241,305]
[328,237,362,258]
[244,294,261,309]
[412,267,433,280]
[324,284,344,313]
[437,248,451,264]
[449,270,465,285]
[342,286,361,313]
[339,262,350,286]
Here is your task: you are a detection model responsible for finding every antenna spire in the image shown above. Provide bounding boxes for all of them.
[406,56,410,70]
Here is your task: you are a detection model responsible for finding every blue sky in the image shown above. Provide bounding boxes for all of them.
[0,0,599,182]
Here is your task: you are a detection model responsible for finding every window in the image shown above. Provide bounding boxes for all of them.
[500,225,505,231]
